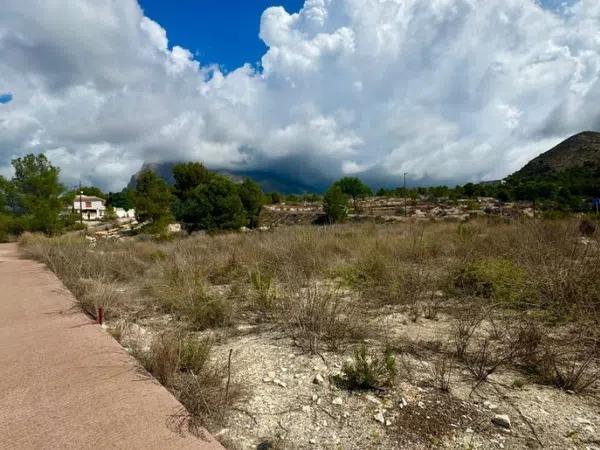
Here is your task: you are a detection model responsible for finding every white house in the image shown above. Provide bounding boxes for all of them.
[115,207,136,219]
[73,195,106,221]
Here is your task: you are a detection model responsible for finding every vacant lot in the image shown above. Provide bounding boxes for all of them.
[21,218,600,449]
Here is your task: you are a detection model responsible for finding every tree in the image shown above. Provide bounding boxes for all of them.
[107,189,134,210]
[323,185,348,223]
[133,170,172,231]
[175,174,246,231]
[11,154,65,234]
[238,178,264,228]
[333,177,373,202]
[269,192,283,204]
[173,162,212,201]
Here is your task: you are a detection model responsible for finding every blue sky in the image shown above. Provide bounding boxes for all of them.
[0,93,12,104]
[139,0,304,71]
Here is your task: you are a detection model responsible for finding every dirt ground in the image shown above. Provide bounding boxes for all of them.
[116,307,600,450]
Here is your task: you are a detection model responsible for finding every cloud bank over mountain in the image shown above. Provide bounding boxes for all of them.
[1,0,600,190]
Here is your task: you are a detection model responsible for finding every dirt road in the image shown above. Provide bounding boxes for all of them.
[0,244,222,449]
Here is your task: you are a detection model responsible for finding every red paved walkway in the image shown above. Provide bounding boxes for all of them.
[0,244,223,449]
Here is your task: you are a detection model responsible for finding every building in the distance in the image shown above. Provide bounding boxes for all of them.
[73,195,106,221]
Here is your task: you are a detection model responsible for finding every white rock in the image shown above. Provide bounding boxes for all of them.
[332,397,343,406]
[374,412,385,424]
[313,374,325,385]
[312,394,319,402]
[492,414,511,429]
[262,377,271,383]
[483,400,498,411]
[302,406,311,413]
[365,394,382,405]
[268,371,276,379]
[418,401,426,409]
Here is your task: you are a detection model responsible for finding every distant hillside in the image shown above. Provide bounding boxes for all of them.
[128,162,319,194]
[513,131,600,178]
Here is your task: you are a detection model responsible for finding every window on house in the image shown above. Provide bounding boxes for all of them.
[85,201,92,208]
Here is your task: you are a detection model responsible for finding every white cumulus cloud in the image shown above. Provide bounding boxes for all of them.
[0,0,599,190]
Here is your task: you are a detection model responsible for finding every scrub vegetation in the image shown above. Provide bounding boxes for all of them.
[19,217,600,448]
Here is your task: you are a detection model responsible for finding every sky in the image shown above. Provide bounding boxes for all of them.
[138,0,305,71]
[1,0,599,191]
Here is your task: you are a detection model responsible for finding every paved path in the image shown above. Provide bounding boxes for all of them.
[0,244,223,449]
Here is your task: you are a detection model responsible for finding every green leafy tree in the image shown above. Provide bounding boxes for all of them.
[323,184,348,223]
[133,170,173,231]
[333,177,373,204]
[107,189,134,210]
[173,162,212,201]
[269,192,283,204]
[238,178,264,228]
[175,174,246,231]
[11,154,65,234]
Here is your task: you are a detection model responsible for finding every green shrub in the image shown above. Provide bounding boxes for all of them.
[179,337,212,375]
[151,262,233,330]
[323,185,348,223]
[340,345,396,390]
[453,258,531,305]
[249,268,276,311]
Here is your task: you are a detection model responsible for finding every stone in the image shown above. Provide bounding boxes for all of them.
[492,414,511,429]
[267,371,276,379]
[313,374,325,385]
[312,394,319,402]
[365,394,382,405]
[483,400,498,411]
[332,397,343,406]
[262,377,271,383]
[374,412,385,424]
[302,406,311,413]
[418,401,426,409]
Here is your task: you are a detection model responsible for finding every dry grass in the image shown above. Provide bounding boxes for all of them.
[19,217,600,430]
[135,331,245,430]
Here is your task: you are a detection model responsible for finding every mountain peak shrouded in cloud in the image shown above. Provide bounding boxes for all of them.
[1,0,600,191]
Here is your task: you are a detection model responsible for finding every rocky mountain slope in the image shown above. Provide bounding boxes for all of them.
[514,131,600,178]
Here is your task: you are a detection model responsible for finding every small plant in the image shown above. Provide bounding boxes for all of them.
[284,285,363,353]
[249,268,276,311]
[408,304,421,322]
[453,258,531,306]
[142,331,181,387]
[512,378,525,389]
[513,321,544,372]
[431,354,453,392]
[340,345,396,390]
[539,346,600,393]
[179,337,212,375]
[453,313,483,360]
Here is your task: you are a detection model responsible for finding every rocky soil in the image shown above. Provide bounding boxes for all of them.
[114,308,600,450]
